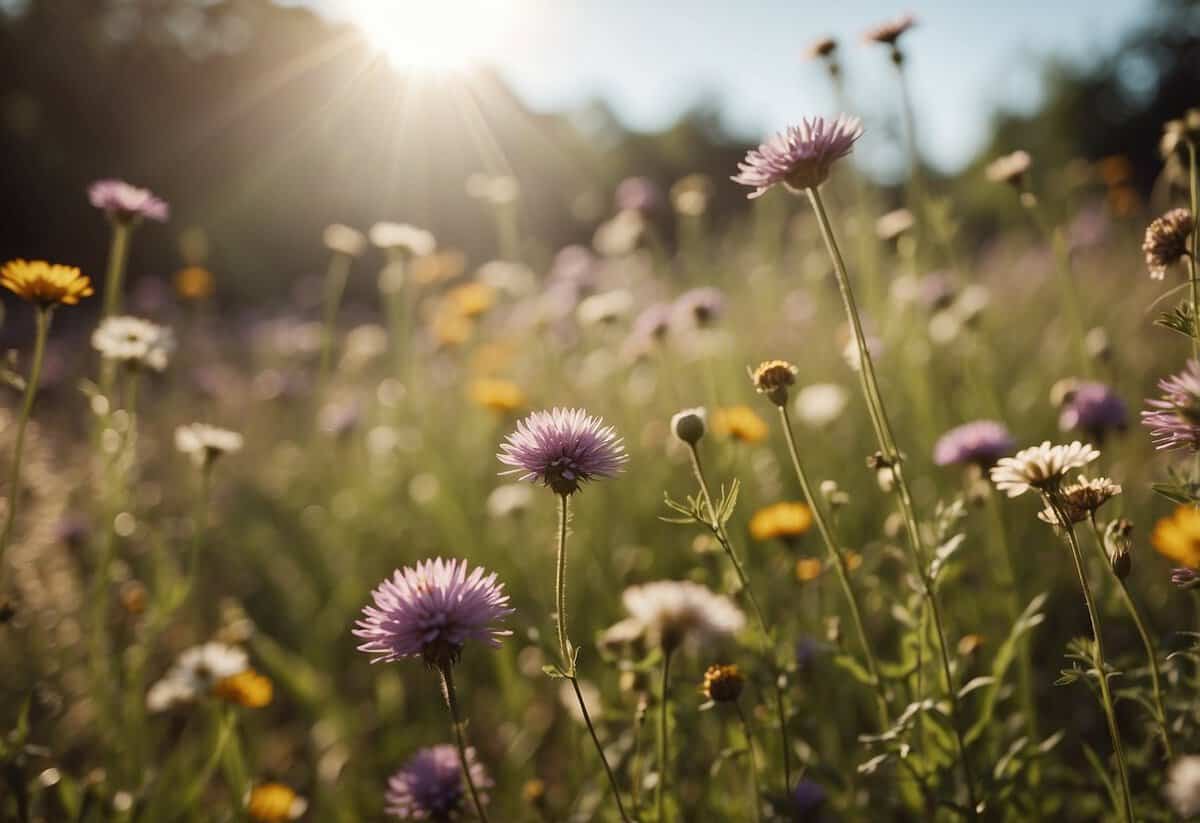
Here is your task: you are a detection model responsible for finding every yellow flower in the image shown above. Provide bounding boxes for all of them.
[431,306,473,348]
[212,669,273,709]
[446,282,496,318]
[469,378,525,414]
[712,405,769,444]
[795,557,823,582]
[1152,505,1200,567]
[412,250,467,286]
[470,341,516,375]
[749,501,814,541]
[174,266,215,300]
[1,260,93,306]
[246,782,306,822]
[845,550,863,572]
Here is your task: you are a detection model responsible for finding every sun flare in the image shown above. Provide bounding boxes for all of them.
[346,0,513,72]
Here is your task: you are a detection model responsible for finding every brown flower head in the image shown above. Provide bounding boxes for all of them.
[701,663,745,703]
[1143,208,1193,280]
[1037,475,1122,525]
[752,359,798,406]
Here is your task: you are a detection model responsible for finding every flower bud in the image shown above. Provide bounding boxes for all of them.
[670,407,707,445]
[1104,518,1133,580]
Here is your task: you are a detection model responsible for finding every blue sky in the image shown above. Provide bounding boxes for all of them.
[294,0,1155,174]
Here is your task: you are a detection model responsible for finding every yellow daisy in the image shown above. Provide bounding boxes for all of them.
[212,669,273,709]
[749,501,814,541]
[1152,505,1200,568]
[712,405,769,444]
[469,378,525,414]
[446,282,496,319]
[246,782,306,822]
[795,557,823,582]
[1,260,93,306]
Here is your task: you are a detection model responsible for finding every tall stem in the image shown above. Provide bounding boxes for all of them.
[101,222,132,319]
[1048,499,1133,822]
[806,186,979,817]
[656,647,673,823]
[1187,140,1200,360]
[554,494,633,822]
[439,664,491,823]
[0,306,51,580]
[184,465,212,600]
[319,252,352,389]
[1087,516,1173,761]
[685,444,792,788]
[735,701,762,823]
[777,405,889,728]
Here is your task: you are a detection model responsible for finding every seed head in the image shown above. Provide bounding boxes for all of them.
[1143,208,1193,280]
[701,663,745,703]
[752,359,798,406]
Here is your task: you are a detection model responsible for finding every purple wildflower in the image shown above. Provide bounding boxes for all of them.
[88,179,169,223]
[1058,381,1128,439]
[933,420,1015,467]
[548,245,598,292]
[354,558,513,668]
[788,779,827,820]
[732,115,863,197]
[1142,361,1200,451]
[1171,568,1200,590]
[385,744,491,820]
[630,302,675,346]
[498,408,627,496]
[615,176,663,213]
[673,287,726,328]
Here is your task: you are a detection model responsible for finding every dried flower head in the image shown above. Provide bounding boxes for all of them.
[1142,360,1200,451]
[1153,505,1200,568]
[752,359,798,406]
[246,783,307,822]
[386,744,491,820]
[1036,476,1122,524]
[989,441,1100,498]
[934,420,1015,467]
[355,558,513,668]
[732,115,864,197]
[862,13,916,45]
[621,580,746,652]
[175,423,244,469]
[712,405,769,444]
[671,407,707,446]
[88,179,169,223]
[323,223,366,257]
[498,408,627,496]
[469,378,525,414]
[749,502,813,542]
[1143,208,1193,279]
[1,260,93,307]
[985,151,1032,186]
[370,222,436,258]
[92,316,175,371]
[701,663,745,703]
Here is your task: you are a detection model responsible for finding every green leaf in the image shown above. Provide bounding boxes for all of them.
[965,593,1047,744]
[542,664,567,679]
[957,676,996,700]
[833,653,877,687]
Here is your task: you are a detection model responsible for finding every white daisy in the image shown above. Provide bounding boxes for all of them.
[621,580,745,651]
[175,423,244,468]
[989,441,1100,498]
[92,316,175,372]
[146,642,248,712]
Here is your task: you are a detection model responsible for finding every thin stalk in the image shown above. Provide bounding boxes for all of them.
[1087,516,1173,761]
[777,404,889,728]
[734,701,762,823]
[183,465,212,600]
[685,444,792,788]
[656,647,673,823]
[806,186,979,817]
[318,252,353,388]
[0,306,52,579]
[1048,499,1133,822]
[176,706,237,818]
[554,494,634,823]
[1020,196,1090,374]
[101,221,132,319]
[438,664,491,823]
[1187,140,1200,360]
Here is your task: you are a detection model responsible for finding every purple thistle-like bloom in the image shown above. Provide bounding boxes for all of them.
[615,176,663,213]
[933,420,1015,467]
[788,779,827,820]
[673,287,726,328]
[498,408,628,496]
[385,744,491,820]
[354,558,513,668]
[1142,361,1200,451]
[88,179,169,223]
[1058,381,1128,439]
[732,115,863,197]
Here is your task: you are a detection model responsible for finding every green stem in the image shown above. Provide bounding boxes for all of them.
[777,404,889,729]
[438,664,491,823]
[806,186,979,818]
[554,494,633,823]
[1048,499,1133,822]
[319,252,353,388]
[183,465,212,601]
[656,647,673,823]
[176,706,237,818]
[101,221,132,320]
[685,444,792,788]
[735,701,762,823]
[0,306,51,581]
[1187,140,1200,361]
[1087,516,1173,761]
[1021,196,1089,374]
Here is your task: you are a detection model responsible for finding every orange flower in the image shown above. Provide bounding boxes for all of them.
[213,669,273,709]
[749,501,813,541]
[1152,505,1200,568]
[795,557,823,582]
[246,782,306,822]
[430,305,473,348]
[712,405,769,444]
[446,282,496,318]
[174,266,215,300]
[1,260,93,306]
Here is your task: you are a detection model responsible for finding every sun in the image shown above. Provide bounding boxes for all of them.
[347,0,512,72]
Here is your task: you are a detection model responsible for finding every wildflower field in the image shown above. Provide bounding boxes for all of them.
[3,5,1200,822]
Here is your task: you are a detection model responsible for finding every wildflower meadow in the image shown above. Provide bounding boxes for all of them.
[3,3,1200,821]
